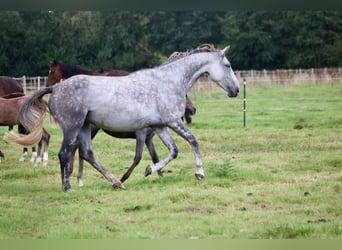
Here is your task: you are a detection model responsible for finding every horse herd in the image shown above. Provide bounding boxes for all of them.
[2,44,239,191]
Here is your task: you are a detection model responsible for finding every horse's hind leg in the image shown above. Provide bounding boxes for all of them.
[64,147,81,185]
[78,125,124,189]
[77,125,100,187]
[168,120,204,180]
[145,127,178,177]
[58,131,80,191]
[120,130,147,183]
[77,152,85,187]
[144,130,162,176]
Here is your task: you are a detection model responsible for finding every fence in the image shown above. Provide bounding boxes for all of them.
[14,68,342,93]
[236,68,342,85]
[14,76,48,94]
[192,67,342,92]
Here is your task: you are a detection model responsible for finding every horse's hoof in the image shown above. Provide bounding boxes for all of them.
[157,170,163,177]
[63,187,73,192]
[195,173,205,180]
[113,182,125,189]
[145,165,152,177]
[62,183,72,192]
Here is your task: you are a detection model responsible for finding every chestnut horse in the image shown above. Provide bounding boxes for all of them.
[0,76,23,97]
[0,77,50,165]
[0,92,50,166]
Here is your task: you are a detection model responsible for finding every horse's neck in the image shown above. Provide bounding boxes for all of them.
[160,53,212,93]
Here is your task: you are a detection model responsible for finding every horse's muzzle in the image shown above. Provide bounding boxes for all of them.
[227,88,239,97]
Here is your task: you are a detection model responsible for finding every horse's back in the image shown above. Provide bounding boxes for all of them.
[49,74,165,131]
[0,76,24,96]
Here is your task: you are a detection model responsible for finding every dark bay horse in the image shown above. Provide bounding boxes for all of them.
[0,93,50,166]
[6,44,239,191]
[0,77,50,165]
[47,60,195,185]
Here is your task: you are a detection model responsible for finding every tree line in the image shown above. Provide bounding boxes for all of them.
[0,11,341,76]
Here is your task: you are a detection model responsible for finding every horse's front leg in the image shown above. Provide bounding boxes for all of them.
[30,146,38,164]
[168,120,204,180]
[35,140,43,166]
[145,127,178,177]
[19,148,28,162]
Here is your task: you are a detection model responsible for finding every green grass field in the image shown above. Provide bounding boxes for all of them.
[0,82,341,239]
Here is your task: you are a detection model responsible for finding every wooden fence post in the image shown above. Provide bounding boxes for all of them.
[23,75,26,94]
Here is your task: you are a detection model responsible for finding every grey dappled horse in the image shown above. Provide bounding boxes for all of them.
[5,44,239,192]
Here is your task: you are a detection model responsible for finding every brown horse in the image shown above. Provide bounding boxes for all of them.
[0,76,23,96]
[0,93,50,166]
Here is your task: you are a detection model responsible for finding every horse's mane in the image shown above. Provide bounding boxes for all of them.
[163,44,219,65]
[54,61,106,77]
[59,63,80,78]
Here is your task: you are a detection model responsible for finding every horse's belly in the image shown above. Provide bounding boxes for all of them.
[87,111,161,132]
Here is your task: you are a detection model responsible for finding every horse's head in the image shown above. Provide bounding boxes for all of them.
[46,60,63,87]
[207,46,239,97]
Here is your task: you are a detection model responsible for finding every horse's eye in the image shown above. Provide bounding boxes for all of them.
[225,64,231,69]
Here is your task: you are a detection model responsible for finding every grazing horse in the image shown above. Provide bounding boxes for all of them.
[46,61,195,185]
[0,77,49,165]
[5,44,239,192]
[0,93,50,166]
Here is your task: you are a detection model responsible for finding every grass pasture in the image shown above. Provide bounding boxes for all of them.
[0,82,341,239]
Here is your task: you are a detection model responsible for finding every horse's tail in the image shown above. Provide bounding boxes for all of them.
[4,87,53,146]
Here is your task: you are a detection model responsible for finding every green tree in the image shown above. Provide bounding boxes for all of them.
[146,11,225,55]
[0,11,26,76]
[94,12,158,71]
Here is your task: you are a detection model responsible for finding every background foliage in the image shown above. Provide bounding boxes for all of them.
[0,11,341,76]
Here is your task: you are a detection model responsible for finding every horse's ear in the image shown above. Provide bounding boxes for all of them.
[220,45,230,56]
[49,60,57,67]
